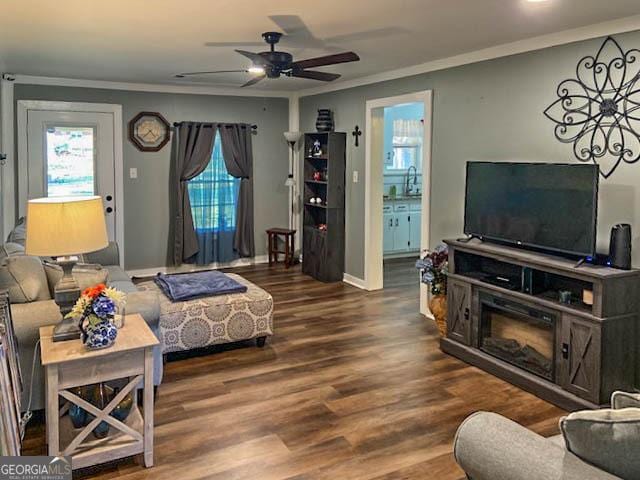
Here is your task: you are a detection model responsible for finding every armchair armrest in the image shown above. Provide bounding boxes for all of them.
[83,242,120,266]
[454,412,619,480]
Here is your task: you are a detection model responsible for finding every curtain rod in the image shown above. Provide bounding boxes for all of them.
[173,122,257,130]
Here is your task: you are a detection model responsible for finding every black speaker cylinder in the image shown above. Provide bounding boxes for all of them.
[609,224,632,270]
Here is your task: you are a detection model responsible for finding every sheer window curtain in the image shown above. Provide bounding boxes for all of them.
[188,135,240,265]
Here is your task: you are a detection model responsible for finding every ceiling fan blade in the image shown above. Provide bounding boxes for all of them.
[291,52,360,70]
[235,49,273,66]
[268,15,325,48]
[205,41,264,47]
[241,75,266,87]
[175,70,247,78]
[291,70,341,82]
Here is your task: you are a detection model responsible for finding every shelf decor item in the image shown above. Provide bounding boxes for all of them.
[544,36,640,178]
[315,109,334,132]
[67,283,125,350]
[25,196,109,342]
[311,139,323,157]
[416,244,449,336]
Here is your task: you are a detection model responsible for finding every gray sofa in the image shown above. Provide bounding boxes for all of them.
[1,224,163,411]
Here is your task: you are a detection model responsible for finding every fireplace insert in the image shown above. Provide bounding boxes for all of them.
[479,292,557,381]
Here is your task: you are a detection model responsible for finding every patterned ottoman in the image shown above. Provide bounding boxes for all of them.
[136,274,273,353]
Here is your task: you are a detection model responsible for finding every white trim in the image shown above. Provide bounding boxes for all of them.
[298,15,640,97]
[13,74,291,99]
[126,255,269,278]
[17,100,125,266]
[364,91,433,300]
[342,273,366,290]
[1,78,15,239]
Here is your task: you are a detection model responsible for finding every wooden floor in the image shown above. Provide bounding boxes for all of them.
[23,263,565,479]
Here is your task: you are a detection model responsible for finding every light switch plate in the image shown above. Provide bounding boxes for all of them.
[353,170,359,183]
[129,168,138,179]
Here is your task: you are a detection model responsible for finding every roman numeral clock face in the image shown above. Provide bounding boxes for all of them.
[128,112,171,152]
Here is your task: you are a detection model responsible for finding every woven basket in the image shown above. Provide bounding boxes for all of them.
[429,294,447,337]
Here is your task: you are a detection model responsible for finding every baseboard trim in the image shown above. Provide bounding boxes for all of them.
[343,273,367,290]
[126,255,269,278]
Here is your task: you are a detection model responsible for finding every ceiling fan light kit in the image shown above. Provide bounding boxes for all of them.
[176,30,359,87]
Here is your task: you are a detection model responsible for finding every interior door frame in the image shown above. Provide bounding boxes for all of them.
[364,90,433,314]
[17,100,125,266]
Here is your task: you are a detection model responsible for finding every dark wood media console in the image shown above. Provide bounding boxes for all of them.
[441,238,640,411]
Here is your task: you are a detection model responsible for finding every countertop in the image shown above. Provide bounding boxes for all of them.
[383,195,422,201]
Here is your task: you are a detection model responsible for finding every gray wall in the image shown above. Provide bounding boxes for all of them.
[14,85,290,270]
[300,30,640,279]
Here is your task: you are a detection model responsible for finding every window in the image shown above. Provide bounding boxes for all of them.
[384,118,423,172]
[188,134,239,232]
[391,145,421,171]
[45,126,96,197]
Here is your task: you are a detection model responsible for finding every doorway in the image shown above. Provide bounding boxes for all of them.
[17,101,124,264]
[364,91,432,313]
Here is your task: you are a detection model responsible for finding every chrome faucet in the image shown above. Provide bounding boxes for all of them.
[405,165,418,196]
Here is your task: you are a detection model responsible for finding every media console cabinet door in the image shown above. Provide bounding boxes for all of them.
[447,279,472,345]
[559,314,601,404]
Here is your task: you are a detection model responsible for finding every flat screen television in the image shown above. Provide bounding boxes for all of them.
[464,162,599,257]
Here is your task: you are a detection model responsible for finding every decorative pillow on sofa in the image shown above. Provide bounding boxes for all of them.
[0,242,25,262]
[43,262,109,295]
[0,255,51,303]
[560,407,640,479]
[612,391,640,409]
[6,217,27,246]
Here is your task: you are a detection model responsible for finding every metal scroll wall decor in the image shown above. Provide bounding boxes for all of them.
[544,36,640,178]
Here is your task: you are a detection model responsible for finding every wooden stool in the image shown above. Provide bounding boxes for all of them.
[266,228,296,268]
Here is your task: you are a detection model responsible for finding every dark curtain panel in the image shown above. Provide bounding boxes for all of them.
[218,124,255,257]
[172,122,217,265]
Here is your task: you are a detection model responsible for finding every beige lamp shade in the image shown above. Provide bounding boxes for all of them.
[25,196,109,257]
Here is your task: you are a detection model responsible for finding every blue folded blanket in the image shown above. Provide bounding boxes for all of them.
[154,270,247,302]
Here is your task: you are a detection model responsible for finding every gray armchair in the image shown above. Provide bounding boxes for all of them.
[454,411,619,479]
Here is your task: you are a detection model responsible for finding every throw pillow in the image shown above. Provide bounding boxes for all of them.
[560,407,640,479]
[43,262,109,296]
[0,243,25,262]
[0,255,51,303]
[612,391,640,409]
[6,217,26,246]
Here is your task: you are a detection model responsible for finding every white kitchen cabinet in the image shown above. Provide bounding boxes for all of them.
[383,212,395,253]
[409,211,422,250]
[396,214,411,251]
[383,200,422,254]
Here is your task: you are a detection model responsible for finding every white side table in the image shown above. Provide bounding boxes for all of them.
[40,314,158,470]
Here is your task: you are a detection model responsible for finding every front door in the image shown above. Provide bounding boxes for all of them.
[18,102,120,244]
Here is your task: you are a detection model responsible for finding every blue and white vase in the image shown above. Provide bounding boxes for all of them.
[80,317,118,350]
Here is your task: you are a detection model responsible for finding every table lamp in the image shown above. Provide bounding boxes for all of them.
[25,196,109,342]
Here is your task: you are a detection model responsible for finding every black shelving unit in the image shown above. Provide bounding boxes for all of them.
[302,132,346,282]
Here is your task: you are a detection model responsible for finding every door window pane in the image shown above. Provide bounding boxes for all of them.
[45,126,95,197]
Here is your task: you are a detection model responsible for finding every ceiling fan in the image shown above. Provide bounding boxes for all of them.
[175,31,360,87]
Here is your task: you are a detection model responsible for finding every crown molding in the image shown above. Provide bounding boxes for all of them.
[12,74,292,98]
[297,14,640,98]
